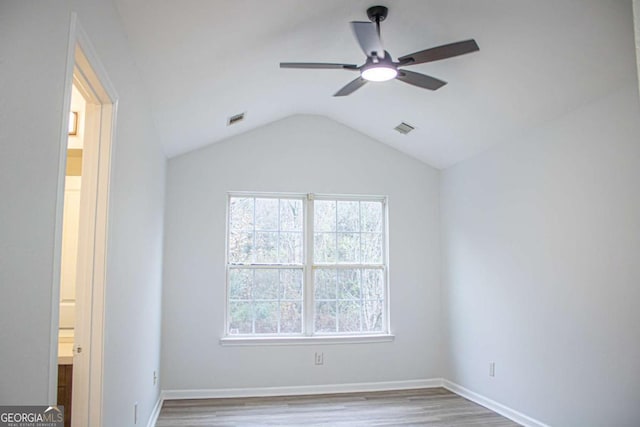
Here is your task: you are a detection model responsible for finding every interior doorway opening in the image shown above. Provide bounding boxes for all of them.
[56,82,87,427]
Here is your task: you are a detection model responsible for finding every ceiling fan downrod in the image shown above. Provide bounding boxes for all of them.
[367,6,388,38]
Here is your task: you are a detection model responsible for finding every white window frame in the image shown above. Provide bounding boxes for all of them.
[221,192,393,346]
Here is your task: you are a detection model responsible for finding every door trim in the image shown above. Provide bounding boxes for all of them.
[49,13,118,427]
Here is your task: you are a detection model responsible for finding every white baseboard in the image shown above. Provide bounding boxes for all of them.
[146,395,163,427]
[442,379,550,427]
[162,378,442,400]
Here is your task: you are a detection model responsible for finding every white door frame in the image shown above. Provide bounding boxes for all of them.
[49,13,118,427]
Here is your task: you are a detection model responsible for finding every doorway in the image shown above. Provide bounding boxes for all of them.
[51,16,117,427]
[56,82,86,427]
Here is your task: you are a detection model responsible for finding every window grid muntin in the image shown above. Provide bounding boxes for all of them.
[228,266,304,335]
[229,196,304,266]
[312,265,386,334]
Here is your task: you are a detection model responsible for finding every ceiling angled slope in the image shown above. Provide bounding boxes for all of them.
[114,0,638,168]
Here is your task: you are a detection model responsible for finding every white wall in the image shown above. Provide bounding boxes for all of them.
[0,2,165,426]
[162,114,441,391]
[441,84,640,426]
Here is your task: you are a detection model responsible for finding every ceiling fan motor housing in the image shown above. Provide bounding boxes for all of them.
[367,6,388,22]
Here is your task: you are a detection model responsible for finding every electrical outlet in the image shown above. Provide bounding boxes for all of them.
[489,362,495,377]
[314,352,324,365]
[153,370,158,386]
[134,402,138,424]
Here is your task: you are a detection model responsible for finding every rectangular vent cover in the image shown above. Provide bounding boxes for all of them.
[227,112,245,126]
[394,122,415,135]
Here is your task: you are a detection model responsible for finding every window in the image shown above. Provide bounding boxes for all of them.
[226,193,388,339]
[228,196,304,334]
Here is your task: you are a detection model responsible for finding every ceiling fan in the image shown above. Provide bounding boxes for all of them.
[280,6,479,96]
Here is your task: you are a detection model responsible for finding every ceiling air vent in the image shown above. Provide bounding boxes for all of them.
[394,122,415,135]
[227,112,246,126]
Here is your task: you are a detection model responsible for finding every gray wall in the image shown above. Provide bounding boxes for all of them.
[441,85,640,426]
[161,114,442,390]
[635,0,640,98]
[0,2,165,426]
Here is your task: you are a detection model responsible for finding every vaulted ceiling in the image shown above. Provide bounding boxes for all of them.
[114,0,637,168]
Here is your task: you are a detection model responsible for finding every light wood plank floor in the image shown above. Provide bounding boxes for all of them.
[155,387,520,426]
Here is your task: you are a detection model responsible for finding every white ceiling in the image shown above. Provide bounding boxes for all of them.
[114,0,637,169]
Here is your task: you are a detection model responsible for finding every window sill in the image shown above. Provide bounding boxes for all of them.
[219,334,395,346]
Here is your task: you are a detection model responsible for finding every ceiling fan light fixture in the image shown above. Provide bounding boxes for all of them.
[361,65,397,82]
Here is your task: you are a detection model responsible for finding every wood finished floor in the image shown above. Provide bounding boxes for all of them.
[155,387,520,426]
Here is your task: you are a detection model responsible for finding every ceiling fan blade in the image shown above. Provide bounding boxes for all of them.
[398,39,479,66]
[334,77,368,97]
[351,21,385,58]
[280,62,359,70]
[396,70,447,90]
